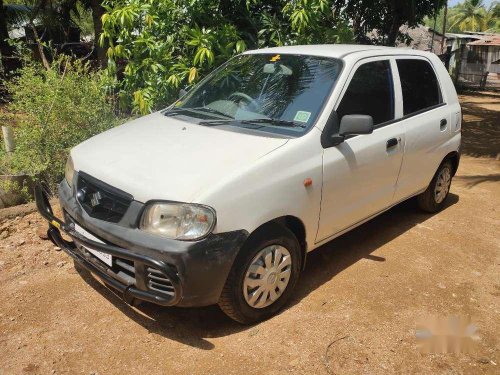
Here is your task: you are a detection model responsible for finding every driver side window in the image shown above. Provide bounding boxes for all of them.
[336,60,394,127]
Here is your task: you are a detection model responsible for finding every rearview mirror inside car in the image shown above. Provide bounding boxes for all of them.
[263,63,293,76]
[179,87,189,99]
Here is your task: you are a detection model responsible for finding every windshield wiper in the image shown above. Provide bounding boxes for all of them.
[196,119,266,130]
[240,118,306,128]
[198,118,307,128]
[191,106,233,119]
[163,107,196,117]
[197,119,236,127]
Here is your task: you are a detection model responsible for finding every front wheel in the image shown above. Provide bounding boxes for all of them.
[417,160,453,213]
[218,223,302,324]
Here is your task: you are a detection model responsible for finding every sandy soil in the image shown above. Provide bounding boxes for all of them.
[0,92,499,374]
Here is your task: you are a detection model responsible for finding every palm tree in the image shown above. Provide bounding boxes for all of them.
[448,0,494,32]
[483,2,500,32]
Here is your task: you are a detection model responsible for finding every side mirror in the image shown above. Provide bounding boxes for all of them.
[321,112,374,148]
[339,115,374,137]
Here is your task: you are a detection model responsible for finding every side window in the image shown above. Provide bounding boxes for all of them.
[396,59,442,116]
[337,60,394,127]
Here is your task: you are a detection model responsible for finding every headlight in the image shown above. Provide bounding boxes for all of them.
[65,155,74,186]
[140,202,216,240]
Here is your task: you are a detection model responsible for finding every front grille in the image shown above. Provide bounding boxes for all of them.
[114,258,135,285]
[146,267,175,296]
[77,243,175,297]
[76,172,133,223]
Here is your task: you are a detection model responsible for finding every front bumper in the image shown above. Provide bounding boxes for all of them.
[34,183,248,307]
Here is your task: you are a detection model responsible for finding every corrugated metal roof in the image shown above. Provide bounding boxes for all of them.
[445,33,482,39]
[468,36,500,46]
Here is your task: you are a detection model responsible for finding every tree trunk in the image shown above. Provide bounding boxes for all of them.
[90,0,107,68]
[29,23,50,70]
[441,2,448,54]
[0,0,15,73]
[386,19,400,46]
[386,0,401,46]
[60,1,77,43]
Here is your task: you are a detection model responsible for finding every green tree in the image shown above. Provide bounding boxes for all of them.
[449,0,488,31]
[484,2,500,32]
[1,0,33,72]
[332,0,446,45]
[100,0,354,114]
[1,0,109,70]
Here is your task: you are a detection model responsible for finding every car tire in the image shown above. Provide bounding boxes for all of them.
[417,160,453,213]
[218,222,302,324]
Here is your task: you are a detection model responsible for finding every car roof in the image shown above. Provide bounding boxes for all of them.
[243,44,431,59]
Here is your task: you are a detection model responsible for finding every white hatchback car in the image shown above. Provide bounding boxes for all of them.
[36,45,461,324]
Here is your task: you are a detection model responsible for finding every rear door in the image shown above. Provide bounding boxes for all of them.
[316,57,405,243]
[392,57,451,202]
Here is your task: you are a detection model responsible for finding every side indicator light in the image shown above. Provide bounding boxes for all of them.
[303,178,312,187]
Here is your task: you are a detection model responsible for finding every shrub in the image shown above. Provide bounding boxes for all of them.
[3,57,120,189]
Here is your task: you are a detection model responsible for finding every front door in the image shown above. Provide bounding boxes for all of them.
[316,57,405,243]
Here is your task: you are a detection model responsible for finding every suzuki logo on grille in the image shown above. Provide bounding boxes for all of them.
[90,191,103,207]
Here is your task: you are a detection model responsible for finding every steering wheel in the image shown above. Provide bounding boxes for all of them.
[228,92,258,110]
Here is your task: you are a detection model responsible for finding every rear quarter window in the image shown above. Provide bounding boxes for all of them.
[396,59,443,116]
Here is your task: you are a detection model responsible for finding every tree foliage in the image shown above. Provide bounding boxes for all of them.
[100,0,354,114]
[2,57,119,186]
[332,0,447,45]
[3,0,453,114]
[424,0,499,34]
[448,0,499,32]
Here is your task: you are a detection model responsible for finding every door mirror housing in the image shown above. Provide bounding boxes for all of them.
[339,115,374,137]
[321,112,374,148]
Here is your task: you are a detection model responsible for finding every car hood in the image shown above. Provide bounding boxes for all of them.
[71,112,288,203]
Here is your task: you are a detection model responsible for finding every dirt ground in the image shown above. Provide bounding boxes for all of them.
[0,92,499,375]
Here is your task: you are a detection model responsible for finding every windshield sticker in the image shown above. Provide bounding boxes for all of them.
[270,54,281,62]
[294,111,311,123]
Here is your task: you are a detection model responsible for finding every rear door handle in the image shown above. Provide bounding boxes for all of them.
[440,118,447,130]
[386,138,398,149]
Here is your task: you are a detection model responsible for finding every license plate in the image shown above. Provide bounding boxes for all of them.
[74,224,112,267]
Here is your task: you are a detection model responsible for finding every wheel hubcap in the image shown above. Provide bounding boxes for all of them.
[243,245,292,309]
[434,167,451,204]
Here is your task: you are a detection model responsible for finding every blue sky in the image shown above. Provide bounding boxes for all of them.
[448,0,495,6]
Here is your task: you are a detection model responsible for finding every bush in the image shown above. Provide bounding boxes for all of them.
[2,57,120,189]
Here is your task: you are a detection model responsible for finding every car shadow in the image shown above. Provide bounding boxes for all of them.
[454,173,500,188]
[75,193,459,349]
[460,93,500,158]
[289,193,459,307]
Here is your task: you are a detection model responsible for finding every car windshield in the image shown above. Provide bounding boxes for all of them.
[166,53,343,137]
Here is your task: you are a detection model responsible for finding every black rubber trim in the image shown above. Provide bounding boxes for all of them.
[35,184,182,306]
[398,102,447,121]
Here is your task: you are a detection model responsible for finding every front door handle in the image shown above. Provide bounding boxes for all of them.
[440,118,447,130]
[386,138,398,149]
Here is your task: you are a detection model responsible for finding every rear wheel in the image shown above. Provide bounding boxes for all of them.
[417,160,453,213]
[218,223,301,324]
